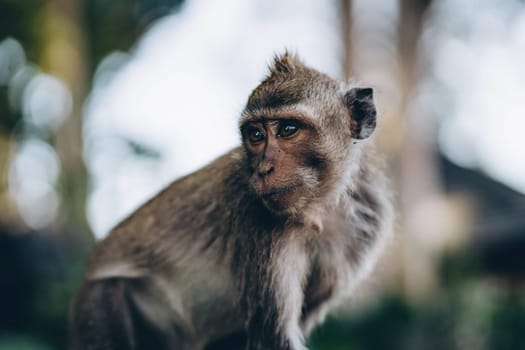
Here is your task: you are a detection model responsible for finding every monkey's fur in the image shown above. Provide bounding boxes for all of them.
[71,53,393,350]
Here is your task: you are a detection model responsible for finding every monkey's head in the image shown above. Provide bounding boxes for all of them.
[240,52,376,218]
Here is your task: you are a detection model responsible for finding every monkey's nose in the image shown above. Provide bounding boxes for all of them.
[257,163,274,178]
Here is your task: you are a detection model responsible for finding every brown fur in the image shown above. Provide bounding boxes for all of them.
[70,52,393,350]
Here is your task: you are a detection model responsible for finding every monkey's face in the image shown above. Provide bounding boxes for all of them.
[239,52,377,216]
[241,114,326,215]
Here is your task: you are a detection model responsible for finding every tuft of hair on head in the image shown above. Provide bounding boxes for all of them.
[268,50,303,76]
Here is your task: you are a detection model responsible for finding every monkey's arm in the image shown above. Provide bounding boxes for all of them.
[70,278,178,350]
[71,279,135,350]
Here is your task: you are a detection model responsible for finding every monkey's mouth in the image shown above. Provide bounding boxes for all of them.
[261,184,300,205]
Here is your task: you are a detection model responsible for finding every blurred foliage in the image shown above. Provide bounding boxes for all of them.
[0,226,88,349]
[0,0,42,132]
[0,0,44,60]
[85,0,183,73]
[0,334,53,350]
[0,0,183,133]
[310,252,525,350]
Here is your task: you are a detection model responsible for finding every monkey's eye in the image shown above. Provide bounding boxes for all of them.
[277,122,299,138]
[246,127,265,143]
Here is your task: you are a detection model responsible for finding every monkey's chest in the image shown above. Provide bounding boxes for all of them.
[301,239,359,327]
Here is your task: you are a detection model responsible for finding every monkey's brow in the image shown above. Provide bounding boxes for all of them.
[241,113,316,130]
[246,88,303,112]
[243,99,316,120]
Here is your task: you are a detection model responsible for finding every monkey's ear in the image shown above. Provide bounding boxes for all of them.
[270,51,299,75]
[345,87,377,139]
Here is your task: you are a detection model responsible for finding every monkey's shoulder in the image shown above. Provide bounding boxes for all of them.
[85,147,249,279]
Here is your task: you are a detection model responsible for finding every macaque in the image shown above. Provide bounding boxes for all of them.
[70,52,393,350]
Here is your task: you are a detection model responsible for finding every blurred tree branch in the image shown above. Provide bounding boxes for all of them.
[340,0,353,79]
[39,0,91,236]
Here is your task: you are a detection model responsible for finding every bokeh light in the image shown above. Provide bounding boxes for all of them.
[8,138,60,229]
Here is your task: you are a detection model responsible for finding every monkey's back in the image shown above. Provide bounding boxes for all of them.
[82,147,248,343]
[86,147,246,274]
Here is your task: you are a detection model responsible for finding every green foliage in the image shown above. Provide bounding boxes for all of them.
[0,334,53,350]
[309,256,525,350]
[0,0,44,60]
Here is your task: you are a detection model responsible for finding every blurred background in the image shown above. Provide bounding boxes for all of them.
[1,0,525,349]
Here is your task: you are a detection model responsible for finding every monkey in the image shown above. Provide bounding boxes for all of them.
[70,52,393,350]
